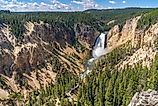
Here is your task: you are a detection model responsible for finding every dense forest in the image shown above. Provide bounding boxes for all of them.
[0,8,152,39]
[138,8,158,29]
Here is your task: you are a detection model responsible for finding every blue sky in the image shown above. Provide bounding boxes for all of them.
[0,0,158,11]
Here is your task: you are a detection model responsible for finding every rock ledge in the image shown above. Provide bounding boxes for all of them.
[129,89,158,106]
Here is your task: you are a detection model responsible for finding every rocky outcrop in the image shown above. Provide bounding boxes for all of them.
[144,23,158,46]
[107,16,141,50]
[107,20,115,25]
[74,23,99,48]
[129,89,158,106]
[117,23,158,70]
[106,16,158,70]
[117,46,157,70]
[0,89,9,100]
[107,16,158,50]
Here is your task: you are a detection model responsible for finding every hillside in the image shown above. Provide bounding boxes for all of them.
[0,8,158,105]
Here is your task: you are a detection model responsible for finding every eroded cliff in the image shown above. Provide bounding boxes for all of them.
[0,21,99,102]
[105,16,158,70]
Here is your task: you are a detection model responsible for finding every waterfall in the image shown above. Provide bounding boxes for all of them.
[80,32,108,79]
[68,32,108,96]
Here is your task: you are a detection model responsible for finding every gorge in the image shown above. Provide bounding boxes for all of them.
[0,8,158,105]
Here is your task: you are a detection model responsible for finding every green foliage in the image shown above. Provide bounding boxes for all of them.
[24,43,158,106]
[10,92,23,102]
[76,54,158,106]
[27,71,78,106]
[85,8,152,30]
[138,8,158,29]
[74,39,86,53]
[0,8,151,39]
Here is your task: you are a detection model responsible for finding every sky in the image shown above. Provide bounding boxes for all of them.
[0,0,158,12]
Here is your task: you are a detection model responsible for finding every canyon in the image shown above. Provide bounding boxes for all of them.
[0,8,158,105]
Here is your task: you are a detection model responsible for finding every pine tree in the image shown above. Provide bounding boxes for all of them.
[105,78,114,106]
[113,78,119,106]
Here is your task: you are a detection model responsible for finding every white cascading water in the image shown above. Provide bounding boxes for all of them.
[80,32,108,79]
[68,32,108,96]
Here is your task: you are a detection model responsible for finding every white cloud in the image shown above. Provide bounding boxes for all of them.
[0,0,104,11]
[0,0,72,12]
[71,0,100,10]
[71,0,84,5]
[122,1,126,4]
[51,0,71,10]
[109,0,116,4]
[108,7,112,9]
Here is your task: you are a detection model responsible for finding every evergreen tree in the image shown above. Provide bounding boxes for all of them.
[105,78,114,106]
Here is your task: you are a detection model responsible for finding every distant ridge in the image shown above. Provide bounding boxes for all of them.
[0,10,10,13]
[84,7,153,13]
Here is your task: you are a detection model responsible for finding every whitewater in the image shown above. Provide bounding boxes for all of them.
[80,32,108,79]
[68,32,109,96]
